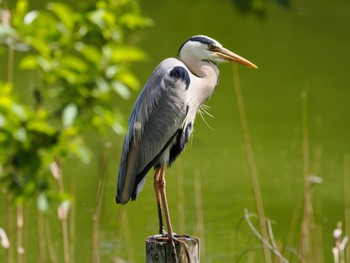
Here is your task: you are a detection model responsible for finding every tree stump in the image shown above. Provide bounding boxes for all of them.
[146,235,200,263]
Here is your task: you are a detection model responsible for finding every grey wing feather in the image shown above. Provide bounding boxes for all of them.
[116,58,189,204]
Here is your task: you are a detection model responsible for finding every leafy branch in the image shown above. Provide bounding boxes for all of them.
[0,0,151,204]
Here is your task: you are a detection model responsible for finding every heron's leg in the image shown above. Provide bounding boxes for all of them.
[153,167,165,235]
[158,163,174,238]
[158,163,178,262]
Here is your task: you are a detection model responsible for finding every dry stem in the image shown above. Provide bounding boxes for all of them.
[232,64,271,263]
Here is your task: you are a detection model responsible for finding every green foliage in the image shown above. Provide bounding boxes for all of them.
[1,83,50,197]
[0,0,151,203]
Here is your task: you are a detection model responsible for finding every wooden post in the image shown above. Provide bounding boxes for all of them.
[146,235,200,263]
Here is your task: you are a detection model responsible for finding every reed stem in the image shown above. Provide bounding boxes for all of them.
[52,161,71,263]
[176,160,185,235]
[343,155,350,263]
[6,23,15,263]
[16,204,24,263]
[70,179,76,262]
[38,210,46,262]
[6,194,13,263]
[300,85,311,263]
[61,211,70,263]
[232,64,271,263]
[194,170,206,262]
[119,207,135,263]
[91,143,110,263]
[45,218,58,263]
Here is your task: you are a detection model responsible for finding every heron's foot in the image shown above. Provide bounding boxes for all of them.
[153,233,190,240]
[168,234,178,263]
[152,233,170,242]
[152,234,191,263]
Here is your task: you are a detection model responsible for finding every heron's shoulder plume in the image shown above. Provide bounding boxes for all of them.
[169,66,191,90]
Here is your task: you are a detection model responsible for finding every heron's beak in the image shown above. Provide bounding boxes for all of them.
[217,47,258,69]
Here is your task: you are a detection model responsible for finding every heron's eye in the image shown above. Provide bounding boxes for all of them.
[208,44,215,50]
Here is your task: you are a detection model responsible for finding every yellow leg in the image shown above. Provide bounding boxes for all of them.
[158,163,174,238]
[153,167,165,235]
[156,163,180,262]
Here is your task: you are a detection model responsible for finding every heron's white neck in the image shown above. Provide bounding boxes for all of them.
[182,57,219,110]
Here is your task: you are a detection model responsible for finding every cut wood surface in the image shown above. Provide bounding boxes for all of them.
[146,235,200,263]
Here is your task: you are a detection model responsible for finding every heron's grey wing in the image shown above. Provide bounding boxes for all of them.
[116,58,190,204]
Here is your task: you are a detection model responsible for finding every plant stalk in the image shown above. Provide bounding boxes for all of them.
[232,65,271,263]
[91,143,110,263]
[300,85,312,263]
[344,155,350,263]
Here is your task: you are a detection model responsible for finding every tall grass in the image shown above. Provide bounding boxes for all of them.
[5,195,13,263]
[232,64,272,263]
[69,179,76,262]
[5,24,14,263]
[230,70,348,262]
[37,209,46,262]
[300,85,312,262]
[176,160,186,235]
[91,143,111,263]
[45,217,58,262]
[194,170,206,262]
[343,155,350,263]
[16,204,24,263]
[51,161,71,263]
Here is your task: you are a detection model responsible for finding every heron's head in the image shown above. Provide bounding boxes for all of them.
[178,35,257,68]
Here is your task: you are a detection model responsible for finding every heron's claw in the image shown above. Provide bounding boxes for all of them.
[152,234,191,263]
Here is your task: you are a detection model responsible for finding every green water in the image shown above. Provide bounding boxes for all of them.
[2,0,350,262]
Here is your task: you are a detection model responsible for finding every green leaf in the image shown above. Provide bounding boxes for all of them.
[23,11,39,25]
[0,163,3,178]
[76,144,91,164]
[111,46,147,62]
[62,103,78,127]
[15,0,29,19]
[14,127,28,142]
[119,13,153,29]
[95,77,110,95]
[47,2,75,30]
[21,55,52,72]
[118,70,140,90]
[0,82,13,96]
[23,180,36,195]
[27,121,55,135]
[111,81,131,99]
[113,121,125,135]
[61,55,88,73]
[0,114,5,128]
[87,9,106,28]
[0,97,12,109]
[74,42,101,65]
[11,103,27,120]
[20,55,38,69]
[112,110,126,135]
[105,65,120,78]
[37,192,50,212]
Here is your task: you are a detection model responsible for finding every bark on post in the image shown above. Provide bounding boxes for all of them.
[146,235,200,263]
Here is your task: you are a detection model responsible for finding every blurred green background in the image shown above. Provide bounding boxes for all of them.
[1,0,350,262]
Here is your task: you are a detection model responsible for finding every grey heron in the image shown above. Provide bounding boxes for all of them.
[116,35,257,242]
